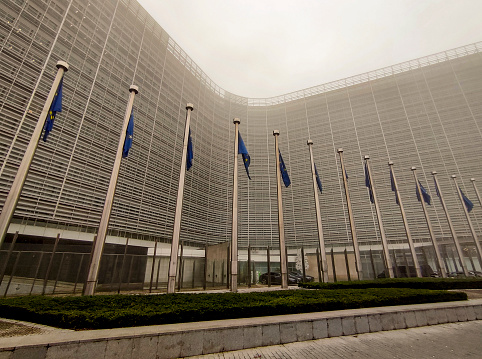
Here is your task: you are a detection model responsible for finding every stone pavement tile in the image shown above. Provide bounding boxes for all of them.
[0,352,12,359]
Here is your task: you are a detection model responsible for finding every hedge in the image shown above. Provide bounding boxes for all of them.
[0,288,466,330]
[298,277,482,290]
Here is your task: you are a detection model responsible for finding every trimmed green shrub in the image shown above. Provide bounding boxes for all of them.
[298,277,482,290]
[0,288,466,330]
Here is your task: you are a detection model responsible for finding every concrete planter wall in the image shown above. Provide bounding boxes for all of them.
[0,299,481,358]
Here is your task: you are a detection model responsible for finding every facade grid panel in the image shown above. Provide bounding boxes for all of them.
[0,0,481,254]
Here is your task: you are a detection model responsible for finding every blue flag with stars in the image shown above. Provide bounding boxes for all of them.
[279,150,291,187]
[238,132,251,179]
[365,163,374,203]
[390,167,399,205]
[122,110,134,158]
[314,164,322,193]
[416,180,431,205]
[43,77,63,142]
[186,128,193,170]
[459,187,474,212]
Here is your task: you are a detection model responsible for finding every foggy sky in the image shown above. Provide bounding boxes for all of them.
[137,0,482,98]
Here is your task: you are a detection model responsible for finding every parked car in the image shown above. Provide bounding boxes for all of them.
[449,270,482,277]
[289,271,314,282]
[377,264,437,278]
[259,272,300,285]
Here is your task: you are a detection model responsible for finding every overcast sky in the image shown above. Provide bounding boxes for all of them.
[137,0,482,98]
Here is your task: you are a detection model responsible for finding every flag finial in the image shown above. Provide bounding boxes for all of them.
[186,103,193,111]
[129,85,139,94]
[307,139,313,145]
[273,130,280,136]
[432,171,437,175]
[233,118,240,124]
[56,60,69,71]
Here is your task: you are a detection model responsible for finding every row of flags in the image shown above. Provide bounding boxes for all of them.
[42,77,475,213]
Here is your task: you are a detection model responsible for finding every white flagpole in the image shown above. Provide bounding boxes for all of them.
[470,178,482,207]
[432,172,469,276]
[83,85,138,296]
[273,130,288,288]
[411,167,447,278]
[389,162,421,278]
[337,149,362,280]
[0,61,68,249]
[167,103,194,294]
[231,118,240,292]
[452,175,482,268]
[365,156,393,278]
[307,140,328,282]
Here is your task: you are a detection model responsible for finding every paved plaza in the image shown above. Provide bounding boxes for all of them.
[187,320,482,359]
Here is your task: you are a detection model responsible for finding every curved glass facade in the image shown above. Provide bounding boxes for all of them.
[1,0,482,255]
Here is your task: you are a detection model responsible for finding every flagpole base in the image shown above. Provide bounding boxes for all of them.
[230,275,238,292]
[83,281,96,296]
[167,276,176,294]
[322,272,329,283]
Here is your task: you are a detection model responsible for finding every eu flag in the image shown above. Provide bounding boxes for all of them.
[279,150,291,187]
[42,77,63,142]
[238,132,251,179]
[364,163,374,203]
[314,164,322,193]
[459,187,474,212]
[122,110,134,158]
[416,180,431,205]
[390,167,399,205]
[186,128,193,170]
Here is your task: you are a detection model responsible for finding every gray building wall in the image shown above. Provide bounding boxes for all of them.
[1,0,481,254]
